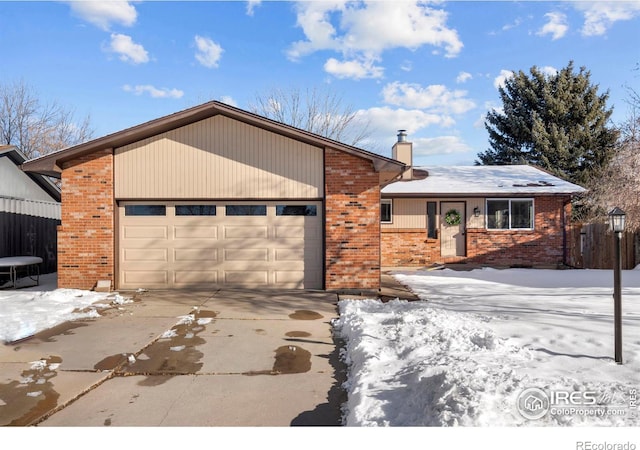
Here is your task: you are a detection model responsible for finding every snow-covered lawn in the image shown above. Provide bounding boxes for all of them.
[0,274,131,343]
[335,267,640,427]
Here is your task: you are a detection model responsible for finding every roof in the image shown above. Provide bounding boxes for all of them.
[21,101,405,178]
[382,165,586,197]
[0,146,61,202]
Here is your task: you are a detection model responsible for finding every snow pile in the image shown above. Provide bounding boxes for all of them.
[0,286,132,343]
[335,268,640,427]
[336,299,531,426]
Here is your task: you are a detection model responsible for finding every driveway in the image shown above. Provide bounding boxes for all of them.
[0,288,344,426]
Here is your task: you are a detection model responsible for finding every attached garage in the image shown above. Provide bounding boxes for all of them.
[22,101,404,292]
[118,201,322,289]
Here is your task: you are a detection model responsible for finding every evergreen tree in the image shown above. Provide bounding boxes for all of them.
[477,62,619,185]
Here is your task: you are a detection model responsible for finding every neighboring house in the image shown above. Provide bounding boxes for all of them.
[0,146,61,276]
[22,101,404,291]
[381,131,587,268]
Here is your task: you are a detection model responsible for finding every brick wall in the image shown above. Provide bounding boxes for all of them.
[381,229,440,266]
[382,196,571,267]
[467,196,568,266]
[57,149,114,289]
[324,147,381,291]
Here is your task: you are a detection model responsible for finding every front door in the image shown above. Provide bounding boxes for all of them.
[440,202,466,257]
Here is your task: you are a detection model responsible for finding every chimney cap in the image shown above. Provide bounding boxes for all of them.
[397,129,407,142]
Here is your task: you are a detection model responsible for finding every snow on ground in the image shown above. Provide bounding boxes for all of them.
[0,273,131,343]
[3,269,640,431]
[335,268,640,427]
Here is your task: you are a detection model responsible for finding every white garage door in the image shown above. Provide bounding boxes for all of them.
[118,201,323,289]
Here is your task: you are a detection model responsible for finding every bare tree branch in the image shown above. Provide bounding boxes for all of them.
[249,86,372,147]
[0,79,94,159]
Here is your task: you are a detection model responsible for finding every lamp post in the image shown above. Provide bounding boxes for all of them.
[608,207,626,365]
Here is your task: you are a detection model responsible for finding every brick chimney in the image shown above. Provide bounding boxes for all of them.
[392,130,413,180]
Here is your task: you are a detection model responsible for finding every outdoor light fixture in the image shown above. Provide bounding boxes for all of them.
[609,207,626,233]
[473,206,481,217]
[608,207,626,364]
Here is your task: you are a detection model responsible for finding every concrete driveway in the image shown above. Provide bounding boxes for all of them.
[0,288,345,427]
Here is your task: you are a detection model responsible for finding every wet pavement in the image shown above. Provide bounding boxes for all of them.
[0,288,345,427]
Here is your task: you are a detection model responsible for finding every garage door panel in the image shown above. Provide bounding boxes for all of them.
[274,226,305,239]
[174,270,218,285]
[174,226,218,239]
[275,248,305,261]
[224,226,268,239]
[174,248,218,262]
[124,248,168,262]
[124,270,168,285]
[225,270,269,285]
[123,226,168,239]
[224,248,269,261]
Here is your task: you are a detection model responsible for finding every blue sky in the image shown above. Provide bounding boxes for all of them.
[1,1,638,166]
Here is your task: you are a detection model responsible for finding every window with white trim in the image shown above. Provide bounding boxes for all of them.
[486,199,534,230]
[381,199,392,223]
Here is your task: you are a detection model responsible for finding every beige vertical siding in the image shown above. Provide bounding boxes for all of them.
[383,197,486,229]
[115,115,323,199]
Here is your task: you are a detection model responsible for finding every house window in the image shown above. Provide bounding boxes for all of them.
[381,199,392,223]
[124,205,166,216]
[486,199,534,230]
[276,205,317,216]
[426,201,437,239]
[175,205,217,216]
[225,205,267,216]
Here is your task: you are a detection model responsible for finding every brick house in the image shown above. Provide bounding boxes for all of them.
[381,131,586,268]
[22,101,404,291]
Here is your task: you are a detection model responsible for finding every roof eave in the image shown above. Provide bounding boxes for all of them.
[381,191,584,198]
[0,146,61,201]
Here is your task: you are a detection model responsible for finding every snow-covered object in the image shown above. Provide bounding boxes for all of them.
[335,268,640,426]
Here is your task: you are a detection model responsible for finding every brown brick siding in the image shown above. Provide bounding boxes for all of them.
[382,196,571,267]
[381,229,440,266]
[57,149,114,289]
[324,148,381,290]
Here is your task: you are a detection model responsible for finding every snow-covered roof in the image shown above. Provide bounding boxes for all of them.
[382,165,586,196]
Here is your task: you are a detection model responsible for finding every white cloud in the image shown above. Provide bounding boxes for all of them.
[502,17,523,32]
[324,56,384,79]
[576,1,640,36]
[456,71,472,84]
[194,35,223,68]
[67,1,137,30]
[219,96,238,107]
[413,136,472,156]
[400,60,413,72]
[382,82,476,115]
[493,69,514,90]
[123,85,184,99]
[246,0,261,16]
[537,12,568,40]
[108,33,149,64]
[288,1,463,77]
[539,65,558,77]
[357,106,455,139]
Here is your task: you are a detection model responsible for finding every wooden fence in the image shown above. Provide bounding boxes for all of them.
[567,222,638,270]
